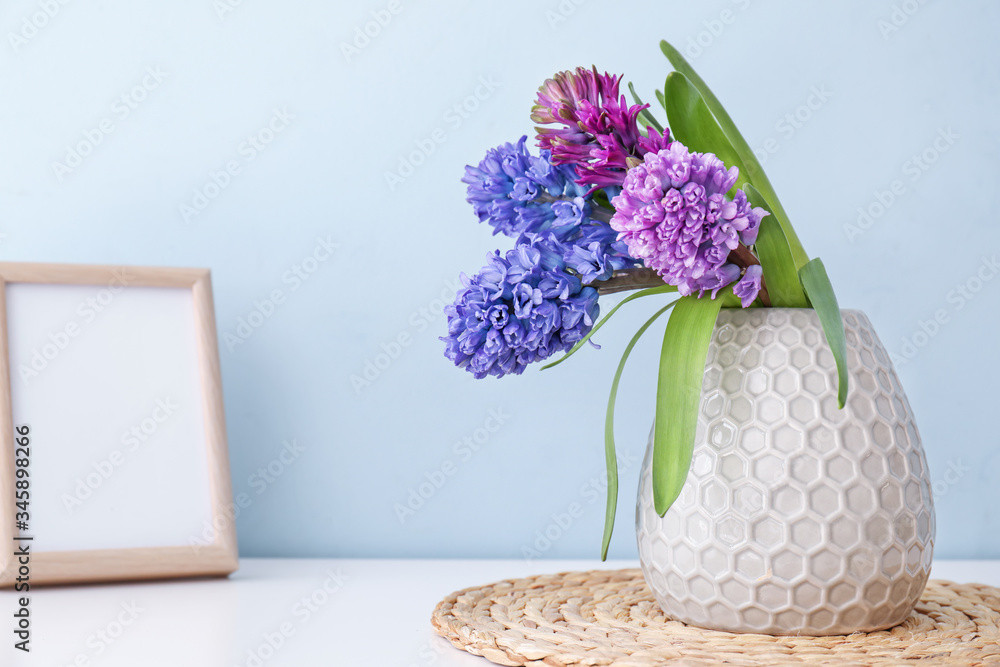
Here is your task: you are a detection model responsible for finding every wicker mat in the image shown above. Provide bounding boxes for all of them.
[431,568,1000,666]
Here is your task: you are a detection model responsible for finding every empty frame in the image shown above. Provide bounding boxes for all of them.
[0,262,238,586]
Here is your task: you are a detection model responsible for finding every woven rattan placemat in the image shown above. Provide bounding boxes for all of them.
[431,568,1000,666]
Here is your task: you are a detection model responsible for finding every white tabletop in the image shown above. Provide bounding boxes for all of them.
[8,558,1000,666]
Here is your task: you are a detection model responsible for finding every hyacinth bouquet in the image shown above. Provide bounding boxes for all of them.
[441,40,848,559]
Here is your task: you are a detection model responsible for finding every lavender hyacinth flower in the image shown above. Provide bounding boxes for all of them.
[462,137,639,286]
[441,236,600,379]
[609,143,769,300]
[461,136,585,238]
[734,265,764,308]
[561,223,631,284]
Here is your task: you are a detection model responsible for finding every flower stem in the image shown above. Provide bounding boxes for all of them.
[589,206,614,223]
[597,268,665,295]
[728,243,760,268]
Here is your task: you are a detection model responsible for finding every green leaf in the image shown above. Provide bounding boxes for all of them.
[799,258,849,408]
[652,291,726,516]
[655,88,665,111]
[591,188,613,211]
[662,72,749,195]
[628,81,664,134]
[601,301,677,560]
[745,184,808,308]
[541,285,676,370]
[659,39,809,270]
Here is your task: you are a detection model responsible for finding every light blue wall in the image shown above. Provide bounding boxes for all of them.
[1,0,997,559]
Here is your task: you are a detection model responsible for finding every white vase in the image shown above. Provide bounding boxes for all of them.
[636,309,935,635]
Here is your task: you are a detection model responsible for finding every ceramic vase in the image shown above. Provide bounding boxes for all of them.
[636,309,935,635]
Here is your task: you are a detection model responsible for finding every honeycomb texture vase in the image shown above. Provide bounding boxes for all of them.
[636,309,935,635]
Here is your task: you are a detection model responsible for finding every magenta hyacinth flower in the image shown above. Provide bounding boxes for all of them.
[609,143,769,300]
[531,66,672,189]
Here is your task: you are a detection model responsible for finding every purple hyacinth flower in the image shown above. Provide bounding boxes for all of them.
[610,143,770,302]
[734,265,764,308]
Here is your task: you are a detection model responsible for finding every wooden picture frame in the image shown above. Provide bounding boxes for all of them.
[0,262,238,586]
